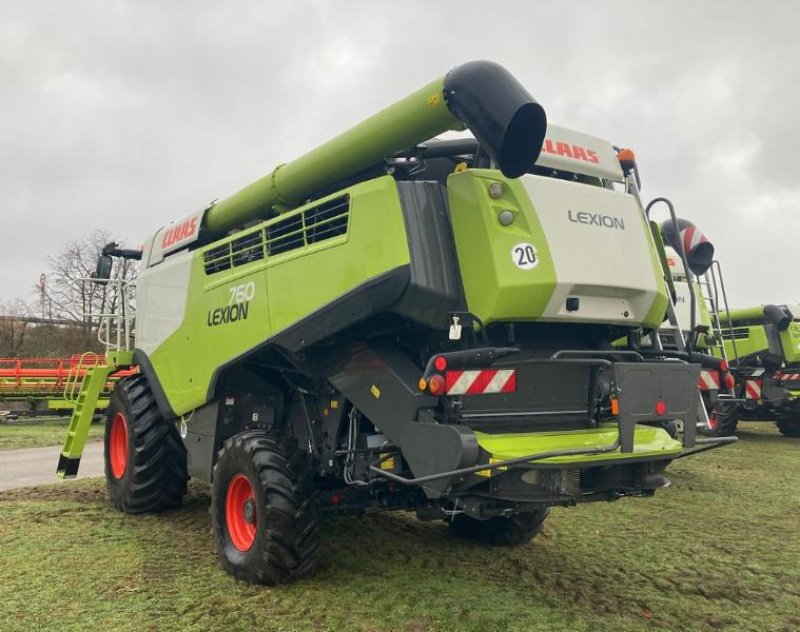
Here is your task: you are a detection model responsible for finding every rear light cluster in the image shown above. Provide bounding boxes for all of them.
[419,356,448,395]
[609,397,665,417]
[421,374,446,396]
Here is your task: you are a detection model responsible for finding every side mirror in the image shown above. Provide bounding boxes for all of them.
[94,254,113,280]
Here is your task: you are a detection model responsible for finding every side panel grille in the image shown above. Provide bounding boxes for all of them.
[721,328,750,341]
[203,195,350,275]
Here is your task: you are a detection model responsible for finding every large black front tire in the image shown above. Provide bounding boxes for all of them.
[211,431,320,584]
[448,508,549,546]
[104,375,188,513]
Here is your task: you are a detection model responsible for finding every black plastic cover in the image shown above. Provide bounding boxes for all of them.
[444,60,547,178]
[763,304,791,332]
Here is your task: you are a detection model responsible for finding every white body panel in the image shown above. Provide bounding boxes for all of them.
[146,208,206,267]
[135,249,193,354]
[535,125,624,182]
[521,175,659,326]
[661,247,707,334]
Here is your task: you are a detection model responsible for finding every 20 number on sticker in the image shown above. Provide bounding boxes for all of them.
[511,243,538,270]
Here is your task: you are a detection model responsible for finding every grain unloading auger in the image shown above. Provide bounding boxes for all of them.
[58,61,734,584]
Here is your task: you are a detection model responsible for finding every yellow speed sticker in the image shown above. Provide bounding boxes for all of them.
[380,456,395,471]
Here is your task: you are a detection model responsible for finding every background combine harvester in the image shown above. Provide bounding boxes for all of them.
[615,202,738,429]
[652,225,737,427]
[57,61,733,585]
[713,305,800,437]
[654,222,800,437]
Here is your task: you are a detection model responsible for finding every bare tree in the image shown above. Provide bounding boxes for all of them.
[41,229,138,337]
[0,299,33,357]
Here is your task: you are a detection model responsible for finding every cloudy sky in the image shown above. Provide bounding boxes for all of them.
[1,1,798,311]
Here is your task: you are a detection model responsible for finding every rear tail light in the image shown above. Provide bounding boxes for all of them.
[655,400,667,416]
[427,374,446,396]
[724,372,736,390]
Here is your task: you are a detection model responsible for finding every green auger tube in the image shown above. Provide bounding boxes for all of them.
[202,60,547,236]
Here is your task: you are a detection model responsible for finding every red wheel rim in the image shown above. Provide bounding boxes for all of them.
[109,412,129,479]
[226,474,257,552]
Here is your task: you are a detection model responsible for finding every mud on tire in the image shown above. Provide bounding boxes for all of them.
[211,431,320,585]
[448,508,549,546]
[104,375,188,513]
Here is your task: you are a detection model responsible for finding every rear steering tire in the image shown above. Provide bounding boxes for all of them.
[211,431,320,584]
[448,508,549,546]
[702,402,739,437]
[776,419,800,437]
[104,375,188,513]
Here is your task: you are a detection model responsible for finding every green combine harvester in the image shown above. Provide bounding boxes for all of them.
[711,305,800,436]
[656,230,800,438]
[57,61,734,584]
[652,234,738,428]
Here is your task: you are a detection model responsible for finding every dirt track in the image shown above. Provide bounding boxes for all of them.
[0,442,104,490]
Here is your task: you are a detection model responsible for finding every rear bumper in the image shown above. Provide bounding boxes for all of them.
[375,356,736,496]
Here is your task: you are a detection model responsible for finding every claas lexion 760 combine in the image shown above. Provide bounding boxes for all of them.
[57,61,733,584]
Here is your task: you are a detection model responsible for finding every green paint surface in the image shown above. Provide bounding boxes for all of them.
[780,322,800,363]
[447,170,557,324]
[149,177,410,415]
[475,423,682,464]
[203,78,462,234]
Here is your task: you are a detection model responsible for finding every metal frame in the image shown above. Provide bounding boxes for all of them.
[77,277,134,352]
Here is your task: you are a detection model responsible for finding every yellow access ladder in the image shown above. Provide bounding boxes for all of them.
[57,350,133,478]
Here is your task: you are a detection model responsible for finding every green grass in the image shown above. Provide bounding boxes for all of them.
[0,417,104,451]
[1,422,798,631]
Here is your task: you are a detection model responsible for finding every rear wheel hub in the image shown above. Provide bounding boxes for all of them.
[226,474,257,552]
[109,412,129,479]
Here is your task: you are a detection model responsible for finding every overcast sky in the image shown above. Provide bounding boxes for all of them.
[1,0,798,312]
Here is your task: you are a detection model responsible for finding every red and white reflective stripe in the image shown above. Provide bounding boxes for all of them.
[775,372,800,382]
[445,370,516,395]
[680,226,707,254]
[745,379,762,400]
[697,370,720,391]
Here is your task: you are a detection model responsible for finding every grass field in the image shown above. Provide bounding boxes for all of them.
[0,417,104,451]
[1,422,798,632]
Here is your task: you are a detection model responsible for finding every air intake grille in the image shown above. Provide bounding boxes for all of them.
[203,195,350,275]
[721,328,750,341]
